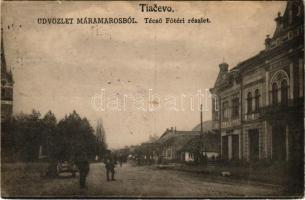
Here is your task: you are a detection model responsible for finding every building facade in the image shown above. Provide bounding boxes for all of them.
[156,128,200,162]
[155,126,220,163]
[179,132,220,162]
[210,1,304,162]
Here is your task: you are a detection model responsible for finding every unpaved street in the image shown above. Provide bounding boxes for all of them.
[2,162,283,198]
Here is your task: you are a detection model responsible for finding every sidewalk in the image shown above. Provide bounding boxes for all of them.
[153,163,287,187]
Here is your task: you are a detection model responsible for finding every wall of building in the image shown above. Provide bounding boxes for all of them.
[210,1,304,162]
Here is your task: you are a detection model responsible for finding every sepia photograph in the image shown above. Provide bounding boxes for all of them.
[1,0,304,198]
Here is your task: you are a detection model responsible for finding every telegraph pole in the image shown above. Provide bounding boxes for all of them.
[200,104,203,135]
[200,104,203,164]
[200,104,207,166]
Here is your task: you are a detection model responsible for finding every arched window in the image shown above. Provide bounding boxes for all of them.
[254,89,260,112]
[247,92,252,113]
[272,83,278,105]
[281,79,288,106]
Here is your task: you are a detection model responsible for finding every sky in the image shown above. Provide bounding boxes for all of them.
[2,1,286,148]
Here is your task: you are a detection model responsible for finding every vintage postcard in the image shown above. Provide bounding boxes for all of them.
[1,0,304,198]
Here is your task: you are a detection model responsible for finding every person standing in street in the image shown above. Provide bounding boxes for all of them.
[105,157,116,181]
[75,152,90,189]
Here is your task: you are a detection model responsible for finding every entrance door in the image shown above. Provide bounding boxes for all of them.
[249,129,259,161]
[272,126,286,161]
[222,136,228,160]
[232,135,239,160]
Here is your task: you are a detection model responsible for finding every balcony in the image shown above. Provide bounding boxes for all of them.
[1,96,13,101]
[260,105,289,114]
[260,99,303,119]
[221,118,241,129]
[243,112,260,122]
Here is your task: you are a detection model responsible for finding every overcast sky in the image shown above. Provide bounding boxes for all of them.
[2,1,286,148]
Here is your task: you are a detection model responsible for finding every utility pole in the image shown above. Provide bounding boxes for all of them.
[200,104,207,166]
[200,104,203,135]
[200,104,203,164]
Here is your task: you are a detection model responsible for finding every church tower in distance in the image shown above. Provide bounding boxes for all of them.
[1,27,14,123]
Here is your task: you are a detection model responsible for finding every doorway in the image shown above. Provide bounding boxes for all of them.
[248,129,259,161]
[272,126,286,161]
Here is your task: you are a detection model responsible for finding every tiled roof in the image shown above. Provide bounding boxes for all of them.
[161,132,200,152]
[156,128,220,153]
[179,132,220,153]
[157,130,199,145]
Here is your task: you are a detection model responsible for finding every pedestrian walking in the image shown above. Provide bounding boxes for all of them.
[105,158,116,181]
[75,152,90,189]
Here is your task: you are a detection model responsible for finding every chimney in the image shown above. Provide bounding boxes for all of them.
[170,127,173,133]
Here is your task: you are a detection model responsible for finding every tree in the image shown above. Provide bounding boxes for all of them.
[10,110,42,161]
[95,119,108,160]
[56,111,97,161]
[1,115,14,161]
[3,109,101,165]
[41,111,57,159]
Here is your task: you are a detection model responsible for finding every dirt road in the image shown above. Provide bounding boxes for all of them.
[2,162,283,198]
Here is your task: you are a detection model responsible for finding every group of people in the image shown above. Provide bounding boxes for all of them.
[74,152,118,189]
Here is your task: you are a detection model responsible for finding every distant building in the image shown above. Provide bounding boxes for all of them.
[157,128,199,162]
[134,142,158,164]
[1,29,14,124]
[179,132,220,162]
[210,1,304,162]
[155,127,220,163]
